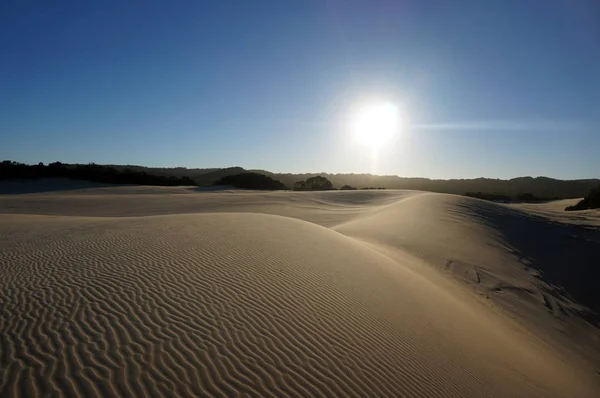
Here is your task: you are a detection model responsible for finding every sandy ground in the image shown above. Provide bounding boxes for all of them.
[1,181,599,397]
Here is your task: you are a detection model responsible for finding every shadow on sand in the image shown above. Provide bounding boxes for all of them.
[460,200,600,326]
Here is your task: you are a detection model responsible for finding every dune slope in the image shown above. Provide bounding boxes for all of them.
[336,193,600,365]
[1,187,599,397]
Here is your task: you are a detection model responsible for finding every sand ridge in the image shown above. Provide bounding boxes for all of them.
[1,185,599,397]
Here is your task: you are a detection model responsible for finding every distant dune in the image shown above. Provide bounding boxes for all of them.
[1,185,599,397]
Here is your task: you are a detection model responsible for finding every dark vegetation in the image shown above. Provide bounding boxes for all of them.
[340,185,357,190]
[464,192,559,202]
[3,161,598,200]
[92,164,595,198]
[464,192,511,201]
[565,186,600,211]
[263,173,597,199]
[515,192,560,202]
[1,161,196,186]
[213,173,288,190]
[293,176,334,191]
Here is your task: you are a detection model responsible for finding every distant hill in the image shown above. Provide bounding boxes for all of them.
[195,167,247,185]
[103,165,223,178]
[227,169,597,199]
[213,172,288,190]
[3,161,598,199]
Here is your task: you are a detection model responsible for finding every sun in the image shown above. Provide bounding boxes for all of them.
[352,102,401,149]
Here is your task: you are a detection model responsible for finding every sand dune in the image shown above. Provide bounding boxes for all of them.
[1,185,599,397]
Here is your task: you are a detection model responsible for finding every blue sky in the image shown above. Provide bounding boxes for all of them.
[1,0,599,179]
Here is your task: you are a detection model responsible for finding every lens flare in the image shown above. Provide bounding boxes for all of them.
[353,102,400,149]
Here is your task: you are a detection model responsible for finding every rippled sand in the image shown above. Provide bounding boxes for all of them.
[1,184,599,397]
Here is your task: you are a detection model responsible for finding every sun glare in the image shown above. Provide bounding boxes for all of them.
[353,102,400,149]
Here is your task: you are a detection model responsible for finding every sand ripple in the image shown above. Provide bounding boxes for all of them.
[0,209,597,397]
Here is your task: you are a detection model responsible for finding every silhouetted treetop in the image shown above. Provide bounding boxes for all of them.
[213,173,288,190]
[292,176,334,191]
[464,192,511,201]
[565,186,600,211]
[0,161,196,186]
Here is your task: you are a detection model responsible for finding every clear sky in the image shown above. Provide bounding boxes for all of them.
[1,0,599,179]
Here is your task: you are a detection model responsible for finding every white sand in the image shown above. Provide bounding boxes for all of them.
[1,183,599,397]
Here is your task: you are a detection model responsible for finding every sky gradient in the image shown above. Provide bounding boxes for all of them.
[2,0,599,179]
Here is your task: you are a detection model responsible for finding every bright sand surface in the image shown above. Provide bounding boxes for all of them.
[1,182,599,397]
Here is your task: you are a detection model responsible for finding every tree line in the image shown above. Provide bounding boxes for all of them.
[15,162,592,199]
[464,192,560,202]
[192,168,597,198]
[1,161,196,186]
[3,161,598,207]
[214,174,338,191]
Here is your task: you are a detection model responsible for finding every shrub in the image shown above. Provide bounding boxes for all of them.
[464,192,511,201]
[565,186,600,211]
[293,176,334,191]
[213,173,288,190]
